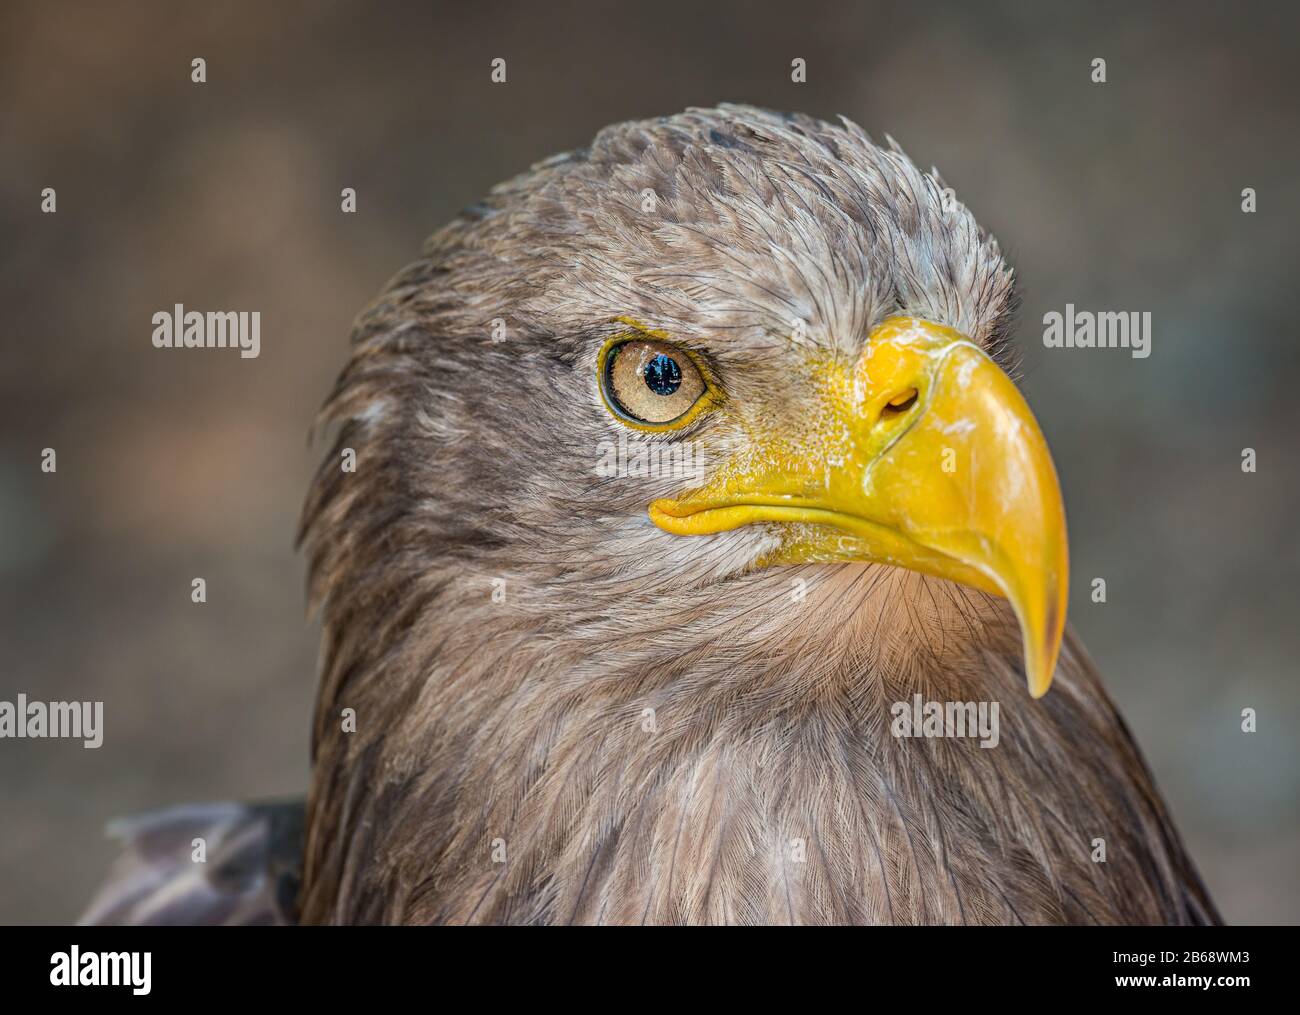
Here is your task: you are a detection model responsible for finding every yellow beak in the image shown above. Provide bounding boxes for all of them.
[648,316,1069,698]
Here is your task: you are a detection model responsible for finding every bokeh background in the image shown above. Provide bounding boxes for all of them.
[2,0,1297,924]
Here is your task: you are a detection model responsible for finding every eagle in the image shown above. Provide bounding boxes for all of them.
[83,105,1219,926]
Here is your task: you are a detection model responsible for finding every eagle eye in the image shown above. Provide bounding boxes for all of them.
[600,338,708,428]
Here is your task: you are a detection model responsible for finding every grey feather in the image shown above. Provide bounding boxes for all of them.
[80,800,304,926]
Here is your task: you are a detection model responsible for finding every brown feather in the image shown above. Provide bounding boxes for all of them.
[296,105,1218,925]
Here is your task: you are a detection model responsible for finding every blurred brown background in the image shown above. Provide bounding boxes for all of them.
[1,0,1297,924]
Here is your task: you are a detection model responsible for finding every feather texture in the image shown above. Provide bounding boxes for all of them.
[80,801,303,926]
[295,106,1218,925]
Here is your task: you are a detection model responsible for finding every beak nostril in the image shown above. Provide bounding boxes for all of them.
[881,387,918,418]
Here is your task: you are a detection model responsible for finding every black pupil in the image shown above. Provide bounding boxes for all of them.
[644,354,682,396]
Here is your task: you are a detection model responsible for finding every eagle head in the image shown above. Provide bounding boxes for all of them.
[295,106,1125,925]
